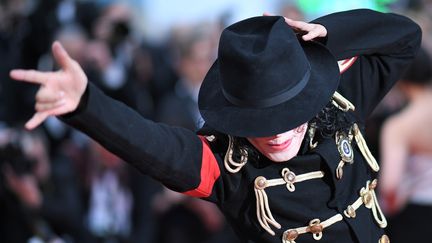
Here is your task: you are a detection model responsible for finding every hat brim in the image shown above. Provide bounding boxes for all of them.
[198,40,340,137]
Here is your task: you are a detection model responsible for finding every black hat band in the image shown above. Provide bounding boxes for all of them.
[221,68,311,108]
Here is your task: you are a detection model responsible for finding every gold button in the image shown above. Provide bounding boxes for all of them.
[308,224,323,234]
[284,171,296,183]
[254,176,267,190]
[362,192,373,208]
[283,229,299,241]
[379,234,390,243]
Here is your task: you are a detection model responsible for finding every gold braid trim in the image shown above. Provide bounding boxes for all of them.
[282,214,344,243]
[224,135,248,173]
[352,124,380,172]
[330,92,380,172]
[332,91,355,112]
[253,169,325,235]
[343,179,387,228]
[254,176,281,236]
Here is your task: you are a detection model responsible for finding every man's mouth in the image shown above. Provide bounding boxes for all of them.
[267,138,293,151]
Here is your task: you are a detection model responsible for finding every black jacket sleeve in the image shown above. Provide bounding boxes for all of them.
[313,9,422,119]
[62,82,205,193]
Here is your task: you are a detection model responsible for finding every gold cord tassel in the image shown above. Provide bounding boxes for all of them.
[362,180,387,228]
[253,170,324,236]
[352,124,380,172]
[371,189,387,228]
[224,135,248,173]
[254,176,281,235]
[368,181,387,228]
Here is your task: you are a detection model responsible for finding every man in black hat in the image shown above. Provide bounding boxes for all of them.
[11,9,421,243]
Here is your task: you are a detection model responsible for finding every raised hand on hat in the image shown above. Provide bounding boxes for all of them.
[263,12,327,41]
[10,41,88,130]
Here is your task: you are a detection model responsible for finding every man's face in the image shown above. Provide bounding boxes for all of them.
[247,123,307,162]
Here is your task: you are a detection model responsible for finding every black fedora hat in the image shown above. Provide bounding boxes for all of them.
[198,16,340,137]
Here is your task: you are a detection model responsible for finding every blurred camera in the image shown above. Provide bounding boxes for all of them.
[0,130,37,175]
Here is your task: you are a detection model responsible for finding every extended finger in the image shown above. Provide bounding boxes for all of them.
[302,26,326,41]
[35,99,66,112]
[284,18,313,32]
[25,112,50,130]
[302,30,319,41]
[10,69,52,85]
[52,41,73,69]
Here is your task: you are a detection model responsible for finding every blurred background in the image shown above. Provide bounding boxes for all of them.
[0,0,431,242]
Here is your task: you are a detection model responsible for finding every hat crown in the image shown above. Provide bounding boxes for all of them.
[219,16,311,108]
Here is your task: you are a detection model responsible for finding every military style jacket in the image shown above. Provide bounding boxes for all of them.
[63,9,421,243]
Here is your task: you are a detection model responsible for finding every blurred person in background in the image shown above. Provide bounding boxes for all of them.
[156,22,216,130]
[0,0,39,126]
[0,127,50,242]
[0,127,88,242]
[379,47,432,243]
[84,139,133,243]
[154,22,238,243]
[86,3,139,110]
[277,0,305,21]
[363,1,432,159]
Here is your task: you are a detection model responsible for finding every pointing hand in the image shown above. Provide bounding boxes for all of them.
[10,41,88,130]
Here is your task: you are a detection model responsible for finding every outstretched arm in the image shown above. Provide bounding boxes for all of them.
[10,42,218,197]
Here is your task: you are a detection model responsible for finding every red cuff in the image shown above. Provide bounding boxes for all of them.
[183,136,221,198]
[338,56,358,74]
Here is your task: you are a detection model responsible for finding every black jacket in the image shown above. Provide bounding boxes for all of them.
[63,9,421,243]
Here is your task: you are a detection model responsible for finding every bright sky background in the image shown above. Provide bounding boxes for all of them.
[137,0,279,41]
[121,0,385,41]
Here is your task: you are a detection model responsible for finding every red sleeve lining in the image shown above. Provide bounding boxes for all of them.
[338,56,358,74]
[183,136,221,198]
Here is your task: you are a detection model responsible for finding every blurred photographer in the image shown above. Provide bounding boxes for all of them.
[0,128,50,242]
[0,128,88,243]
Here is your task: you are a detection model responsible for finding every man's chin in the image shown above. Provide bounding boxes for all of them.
[266,152,296,163]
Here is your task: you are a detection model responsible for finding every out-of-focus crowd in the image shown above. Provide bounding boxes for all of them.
[1,0,432,243]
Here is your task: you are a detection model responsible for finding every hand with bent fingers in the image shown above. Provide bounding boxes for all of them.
[10,41,88,130]
[263,12,327,41]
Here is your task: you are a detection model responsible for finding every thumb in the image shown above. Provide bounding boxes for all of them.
[52,41,73,69]
[25,112,49,130]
